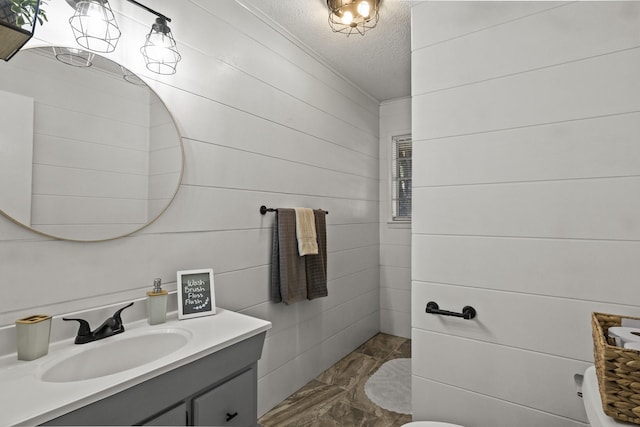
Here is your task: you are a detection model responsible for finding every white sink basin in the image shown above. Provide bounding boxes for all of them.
[40,328,191,383]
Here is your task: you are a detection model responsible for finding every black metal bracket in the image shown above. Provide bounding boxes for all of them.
[425,301,476,320]
[126,0,171,22]
[260,205,276,215]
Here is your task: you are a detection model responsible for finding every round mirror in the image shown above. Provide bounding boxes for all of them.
[0,46,183,241]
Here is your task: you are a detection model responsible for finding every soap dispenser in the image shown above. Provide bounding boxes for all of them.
[147,278,168,325]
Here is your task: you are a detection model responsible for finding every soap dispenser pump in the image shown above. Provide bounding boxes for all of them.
[147,278,168,325]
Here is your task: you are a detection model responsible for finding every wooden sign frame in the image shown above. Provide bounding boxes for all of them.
[177,268,216,320]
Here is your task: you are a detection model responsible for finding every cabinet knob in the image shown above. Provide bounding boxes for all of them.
[226,411,238,422]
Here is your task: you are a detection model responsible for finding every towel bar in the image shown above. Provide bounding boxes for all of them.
[260,205,328,215]
[425,301,476,320]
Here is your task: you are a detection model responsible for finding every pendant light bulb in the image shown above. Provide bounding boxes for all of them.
[69,0,121,53]
[341,10,353,25]
[327,0,380,37]
[84,1,105,18]
[140,17,181,75]
[357,1,370,18]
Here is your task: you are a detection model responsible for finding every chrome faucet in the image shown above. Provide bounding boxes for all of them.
[63,302,134,344]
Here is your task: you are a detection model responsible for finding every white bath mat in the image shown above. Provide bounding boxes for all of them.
[364,358,411,414]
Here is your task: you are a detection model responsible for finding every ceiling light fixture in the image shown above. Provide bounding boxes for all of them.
[127,0,181,75]
[69,0,121,53]
[327,0,380,37]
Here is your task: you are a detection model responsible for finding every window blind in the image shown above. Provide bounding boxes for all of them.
[391,135,412,221]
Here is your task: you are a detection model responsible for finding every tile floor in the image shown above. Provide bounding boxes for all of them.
[258,333,412,427]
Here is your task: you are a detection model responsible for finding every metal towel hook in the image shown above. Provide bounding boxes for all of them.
[425,301,477,320]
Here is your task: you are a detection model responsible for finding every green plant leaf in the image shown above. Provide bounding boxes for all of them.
[9,0,47,27]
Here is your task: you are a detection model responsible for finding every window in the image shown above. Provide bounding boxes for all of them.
[391,134,412,221]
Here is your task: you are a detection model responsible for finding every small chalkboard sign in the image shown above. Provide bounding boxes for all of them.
[177,268,216,320]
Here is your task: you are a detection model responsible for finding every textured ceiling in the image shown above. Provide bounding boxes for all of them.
[238,0,411,102]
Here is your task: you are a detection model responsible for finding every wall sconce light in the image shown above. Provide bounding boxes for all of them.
[327,0,380,37]
[66,0,181,75]
[127,0,180,75]
[53,46,94,67]
[139,16,180,75]
[68,0,121,53]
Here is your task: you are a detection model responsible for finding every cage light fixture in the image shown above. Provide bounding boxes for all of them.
[120,65,145,85]
[127,0,181,75]
[69,0,121,53]
[66,0,181,75]
[327,0,380,37]
[139,16,180,75]
[53,46,95,67]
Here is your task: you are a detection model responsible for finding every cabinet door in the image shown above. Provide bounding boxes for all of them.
[142,403,187,426]
[192,368,255,426]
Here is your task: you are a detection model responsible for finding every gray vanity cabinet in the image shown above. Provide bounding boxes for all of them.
[143,403,188,426]
[43,332,265,427]
[192,368,255,426]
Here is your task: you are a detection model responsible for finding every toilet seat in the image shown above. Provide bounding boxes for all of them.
[402,422,464,427]
[583,365,625,426]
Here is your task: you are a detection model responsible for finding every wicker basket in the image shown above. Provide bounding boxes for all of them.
[592,312,640,424]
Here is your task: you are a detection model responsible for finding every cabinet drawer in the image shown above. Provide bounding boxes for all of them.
[193,368,256,426]
[143,403,187,426]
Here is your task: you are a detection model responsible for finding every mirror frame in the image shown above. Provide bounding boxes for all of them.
[0,46,185,242]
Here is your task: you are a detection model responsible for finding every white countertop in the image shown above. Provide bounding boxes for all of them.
[0,308,271,426]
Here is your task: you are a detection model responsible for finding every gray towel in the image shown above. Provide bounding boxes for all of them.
[270,208,307,304]
[306,210,328,300]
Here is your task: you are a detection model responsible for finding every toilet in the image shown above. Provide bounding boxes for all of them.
[403,365,615,427]
[582,365,624,427]
[402,422,463,427]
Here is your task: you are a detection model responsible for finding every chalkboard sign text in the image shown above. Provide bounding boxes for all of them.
[177,268,216,319]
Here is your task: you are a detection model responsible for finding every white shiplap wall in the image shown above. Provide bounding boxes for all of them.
[379,97,411,338]
[148,93,182,221]
[0,0,380,416]
[411,2,640,426]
